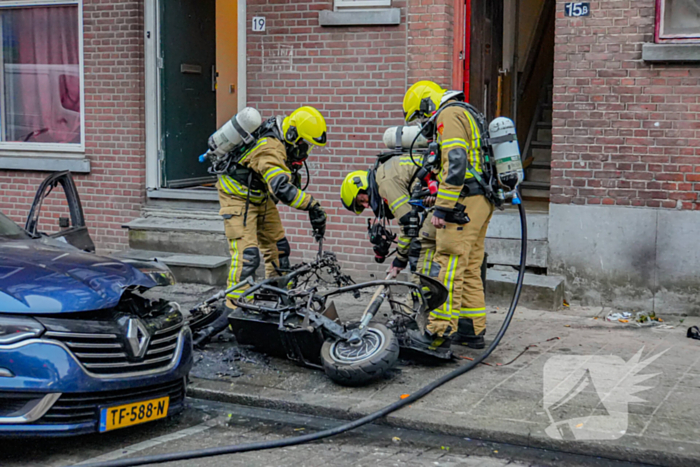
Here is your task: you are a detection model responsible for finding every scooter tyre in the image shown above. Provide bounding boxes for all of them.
[321,323,399,387]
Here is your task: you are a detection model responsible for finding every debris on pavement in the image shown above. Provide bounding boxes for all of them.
[191,342,271,380]
[688,326,700,340]
[634,311,663,326]
[606,311,632,322]
[605,310,664,326]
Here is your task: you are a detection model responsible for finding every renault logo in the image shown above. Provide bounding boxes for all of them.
[125,318,150,359]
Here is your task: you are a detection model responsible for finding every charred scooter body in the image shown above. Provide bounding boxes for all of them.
[191,252,448,386]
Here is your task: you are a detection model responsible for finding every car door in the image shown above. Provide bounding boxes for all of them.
[25,171,95,252]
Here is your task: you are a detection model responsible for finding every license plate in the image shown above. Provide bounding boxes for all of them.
[99,396,170,432]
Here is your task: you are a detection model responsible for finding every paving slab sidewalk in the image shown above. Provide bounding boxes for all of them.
[149,284,700,466]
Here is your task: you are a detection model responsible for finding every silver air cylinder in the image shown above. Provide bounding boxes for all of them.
[208,107,262,158]
[383,126,428,150]
[488,117,524,191]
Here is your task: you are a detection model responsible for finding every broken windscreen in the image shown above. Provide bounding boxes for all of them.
[0,213,29,239]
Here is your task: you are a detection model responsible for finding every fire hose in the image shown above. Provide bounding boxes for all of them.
[74,203,527,467]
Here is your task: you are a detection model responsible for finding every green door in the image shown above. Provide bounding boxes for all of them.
[160,0,216,188]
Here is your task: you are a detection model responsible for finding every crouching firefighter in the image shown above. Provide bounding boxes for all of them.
[211,106,329,310]
[340,153,438,277]
[339,123,442,274]
[401,80,500,353]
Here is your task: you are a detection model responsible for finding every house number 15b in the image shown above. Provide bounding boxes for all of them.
[564,2,590,17]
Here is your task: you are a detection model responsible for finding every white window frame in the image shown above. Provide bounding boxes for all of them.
[656,0,700,43]
[334,0,391,9]
[0,0,85,154]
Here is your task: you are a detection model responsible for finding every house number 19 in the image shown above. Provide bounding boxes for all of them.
[252,17,266,32]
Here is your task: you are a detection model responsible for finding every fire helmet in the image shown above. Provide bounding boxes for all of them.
[340,170,369,215]
[282,106,327,147]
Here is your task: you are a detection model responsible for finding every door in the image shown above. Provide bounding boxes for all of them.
[160,0,217,188]
[468,0,503,120]
[25,171,96,252]
[216,0,238,128]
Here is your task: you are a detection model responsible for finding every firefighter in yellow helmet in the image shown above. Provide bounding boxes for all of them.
[217,106,328,309]
[340,160,438,278]
[401,80,495,352]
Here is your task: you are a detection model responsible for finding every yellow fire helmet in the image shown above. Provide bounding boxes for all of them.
[340,170,369,215]
[403,80,446,123]
[282,106,328,147]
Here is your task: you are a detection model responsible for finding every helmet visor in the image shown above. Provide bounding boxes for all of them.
[351,192,367,215]
[404,97,436,123]
[404,109,421,123]
[304,131,327,146]
[341,190,367,215]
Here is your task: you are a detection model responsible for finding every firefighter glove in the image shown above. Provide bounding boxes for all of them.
[307,200,327,241]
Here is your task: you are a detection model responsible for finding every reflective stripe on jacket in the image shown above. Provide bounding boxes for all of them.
[435,106,484,213]
[228,137,314,211]
[376,155,421,263]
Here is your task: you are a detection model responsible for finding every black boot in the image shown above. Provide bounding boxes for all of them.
[453,319,486,349]
[406,328,452,355]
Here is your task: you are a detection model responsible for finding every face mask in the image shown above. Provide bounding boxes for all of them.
[287,141,309,165]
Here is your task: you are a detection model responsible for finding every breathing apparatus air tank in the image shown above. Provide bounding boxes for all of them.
[488,117,524,193]
[383,125,428,150]
[200,107,262,163]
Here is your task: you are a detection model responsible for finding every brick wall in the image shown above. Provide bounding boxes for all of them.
[0,0,146,252]
[551,0,700,210]
[246,0,454,277]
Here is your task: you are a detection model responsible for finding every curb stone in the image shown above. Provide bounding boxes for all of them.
[187,377,697,467]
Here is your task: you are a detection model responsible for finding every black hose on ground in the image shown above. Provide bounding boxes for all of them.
[74,203,527,467]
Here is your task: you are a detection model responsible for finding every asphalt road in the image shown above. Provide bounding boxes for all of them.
[0,398,656,467]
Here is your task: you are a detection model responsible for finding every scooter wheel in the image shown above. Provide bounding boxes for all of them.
[320,323,399,386]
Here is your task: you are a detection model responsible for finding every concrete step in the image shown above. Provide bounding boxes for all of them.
[531,147,551,162]
[524,166,551,184]
[124,216,229,257]
[521,192,550,202]
[485,209,548,268]
[521,181,550,190]
[486,269,565,311]
[113,249,229,285]
[525,160,551,169]
[537,127,552,142]
[520,181,550,202]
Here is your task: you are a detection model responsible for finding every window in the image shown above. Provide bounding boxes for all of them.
[334,0,391,8]
[0,1,83,150]
[656,0,700,42]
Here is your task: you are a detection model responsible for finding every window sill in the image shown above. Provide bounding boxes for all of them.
[319,8,400,26]
[642,43,700,62]
[0,154,90,173]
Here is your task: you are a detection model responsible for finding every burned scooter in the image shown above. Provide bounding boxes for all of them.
[188,250,448,386]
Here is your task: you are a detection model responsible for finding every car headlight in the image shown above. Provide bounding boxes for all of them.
[117,258,177,287]
[0,316,45,345]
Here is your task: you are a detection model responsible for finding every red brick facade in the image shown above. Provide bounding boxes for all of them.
[551,0,700,211]
[3,0,697,292]
[246,0,454,275]
[0,0,146,252]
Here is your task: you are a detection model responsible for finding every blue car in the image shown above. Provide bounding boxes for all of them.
[0,172,193,436]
